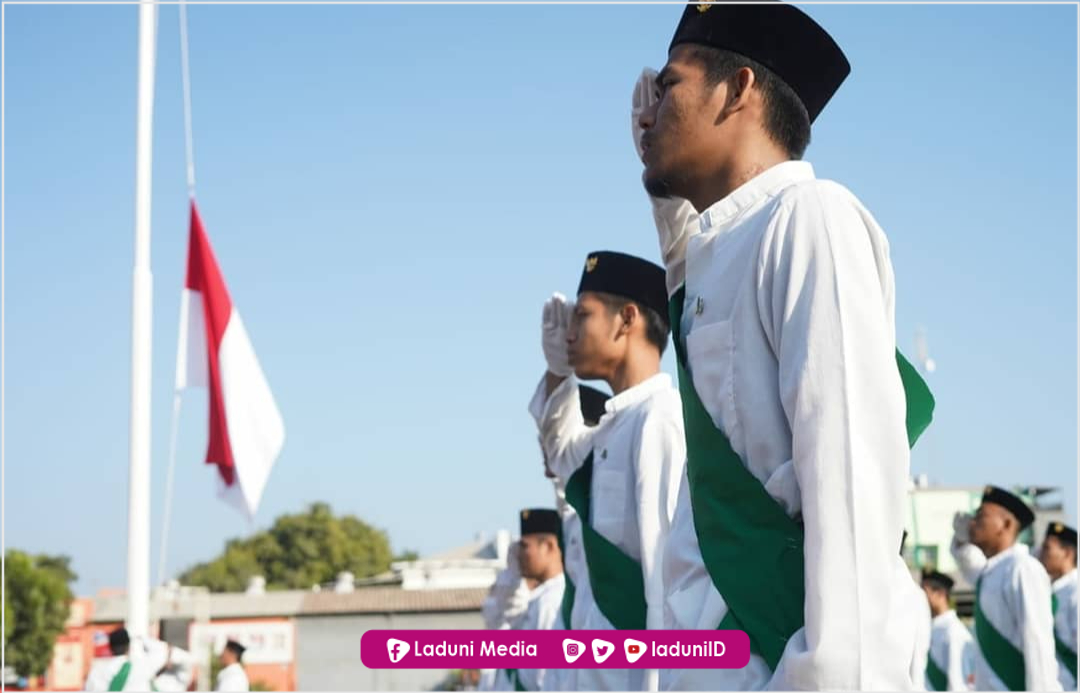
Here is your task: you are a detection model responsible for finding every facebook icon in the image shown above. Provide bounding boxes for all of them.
[387,638,410,663]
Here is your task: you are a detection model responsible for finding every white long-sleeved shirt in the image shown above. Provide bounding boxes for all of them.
[482,569,532,631]
[929,610,976,691]
[215,662,250,692]
[531,372,685,691]
[541,478,585,692]
[481,558,534,693]
[652,160,921,691]
[1053,568,1078,689]
[84,638,178,692]
[951,541,1062,691]
[152,645,196,692]
[910,578,933,690]
[516,573,566,692]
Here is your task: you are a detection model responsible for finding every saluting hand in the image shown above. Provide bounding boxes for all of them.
[542,292,574,378]
[952,511,973,543]
[631,67,659,162]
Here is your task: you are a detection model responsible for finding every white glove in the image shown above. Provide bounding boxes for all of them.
[631,67,659,161]
[651,197,698,296]
[542,293,574,377]
[952,511,973,543]
[484,545,530,629]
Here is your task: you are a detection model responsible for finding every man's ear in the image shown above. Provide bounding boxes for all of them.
[619,303,640,335]
[715,66,757,125]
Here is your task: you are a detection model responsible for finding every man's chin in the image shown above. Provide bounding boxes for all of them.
[643,170,676,199]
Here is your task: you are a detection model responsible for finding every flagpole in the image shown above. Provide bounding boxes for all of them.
[156,0,197,588]
[127,0,157,639]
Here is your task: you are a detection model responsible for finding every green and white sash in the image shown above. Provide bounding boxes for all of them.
[670,287,935,670]
[564,453,647,630]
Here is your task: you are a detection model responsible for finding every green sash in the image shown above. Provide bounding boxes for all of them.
[564,453,647,630]
[560,576,575,631]
[926,653,948,691]
[1056,637,1078,682]
[669,288,935,670]
[108,661,131,692]
[1053,593,1078,680]
[975,577,1027,691]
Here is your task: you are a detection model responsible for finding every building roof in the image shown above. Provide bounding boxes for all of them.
[89,585,488,623]
[300,586,488,615]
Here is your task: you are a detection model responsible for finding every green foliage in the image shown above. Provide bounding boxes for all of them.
[179,503,393,592]
[3,550,77,677]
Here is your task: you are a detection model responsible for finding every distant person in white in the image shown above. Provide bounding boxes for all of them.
[921,569,975,691]
[480,544,536,692]
[84,627,193,692]
[215,640,250,692]
[1040,521,1078,690]
[951,486,1061,691]
[510,508,566,692]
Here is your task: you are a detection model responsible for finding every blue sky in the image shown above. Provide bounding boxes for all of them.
[5,3,1077,594]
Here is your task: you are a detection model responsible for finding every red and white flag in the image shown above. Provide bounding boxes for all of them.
[176,200,285,518]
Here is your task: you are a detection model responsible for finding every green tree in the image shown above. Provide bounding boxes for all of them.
[3,550,77,678]
[4,581,16,645]
[180,503,393,592]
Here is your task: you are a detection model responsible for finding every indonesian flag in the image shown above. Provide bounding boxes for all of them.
[175,200,285,519]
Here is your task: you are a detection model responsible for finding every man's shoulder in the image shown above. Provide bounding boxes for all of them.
[773,176,860,211]
[756,176,880,256]
[1009,549,1052,585]
[638,383,684,428]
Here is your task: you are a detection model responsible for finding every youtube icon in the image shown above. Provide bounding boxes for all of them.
[623,638,647,664]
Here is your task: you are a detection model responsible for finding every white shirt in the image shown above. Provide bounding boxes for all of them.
[951,541,1062,691]
[152,645,195,692]
[1053,568,1078,689]
[84,638,174,692]
[910,578,933,691]
[215,662,250,692]
[929,610,976,691]
[541,479,584,692]
[482,572,532,631]
[516,573,566,692]
[653,160,920,691]
[531,372,685,691]
[481,561,533,693]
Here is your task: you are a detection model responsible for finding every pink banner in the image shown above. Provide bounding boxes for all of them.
[361,629,750,669]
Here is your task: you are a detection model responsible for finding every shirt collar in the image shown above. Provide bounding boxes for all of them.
[931,609,958,627]
[1053,567,1078,591]
[533,572,566,598]
[699,160,815,233]
[604,372,672,416]
[985,542,1028,572]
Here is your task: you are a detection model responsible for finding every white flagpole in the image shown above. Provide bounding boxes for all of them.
[127,0,158,639]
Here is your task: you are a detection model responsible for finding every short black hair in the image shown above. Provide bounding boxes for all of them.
[687,45,811,160]
[224,640,246,662]
[109,628,130,656]
[594,292,669,355]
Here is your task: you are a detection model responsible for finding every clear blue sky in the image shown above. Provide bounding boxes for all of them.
[5,3,1077,595]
